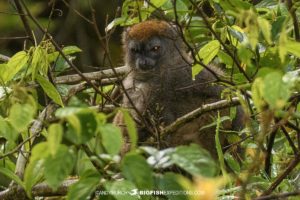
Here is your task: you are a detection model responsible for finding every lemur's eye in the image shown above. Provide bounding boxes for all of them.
[151,46,160,51]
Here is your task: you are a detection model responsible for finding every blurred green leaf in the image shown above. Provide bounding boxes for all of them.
[105,180,139,200]
[23,142,50,196]
[156,173,189,200]
[67,170,100,200]
[44,145,75,190]
[0,116,18,141]
[252,77,265,112]
[0,167,25,189]
[257,17,272,44]
[286,40,300,58]
[170,144,217,177]
[263,71,290,109]
[121,110,138,150]
[65,111,97,144]
[99,123,123,155]
[224,153,240,173]
[47,123,63,156]
[8,103,35,132]
[121,153,154,190]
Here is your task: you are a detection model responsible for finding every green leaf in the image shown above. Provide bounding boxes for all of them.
[237,45,253,66]
[192,64,203,80]
[36,75,64,107]
[198,40,220,64]
[156,173,189,200]
[219,0,252,12]
[47,123,63,156]
[286,40,300,58]
[99,124,123,155]
[278,28,287,62]
[105,180,139,200]
[65,111,97,144]
[259,48,281,68]
[24,142,50,195]
[263,71,291,109]
[170,144,217,177]
[251,77,265,112]
[31,46,49,80]
[1,51,28,83]
[67,170,100,200]
[150,0,168,7]
[0,116,18,141]
[8,103,35,132]
[121,153,154,190]
[62,46,82,55]
[257,17,272,44]
[24,159,45,198]
[106,18,127,32]
[0,167,25,189]
[48,46,82,63]
[215,112,227,176]
[271,16,286,40]
[218,51,233,67]
[224,153,240,173]
[55,107,86,118]
[121,110,138,150]
[44,145,75,190]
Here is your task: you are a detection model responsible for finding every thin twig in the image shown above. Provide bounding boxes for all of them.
[261,156,300,196]
[264,128,277,176]
[0,36,30,40]
[286,0,300,41]
[281,126,299,155]
[13,0,34,44]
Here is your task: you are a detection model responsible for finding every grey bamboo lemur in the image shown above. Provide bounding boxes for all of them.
[114,20,235,156]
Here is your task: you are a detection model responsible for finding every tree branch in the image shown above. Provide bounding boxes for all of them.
[254,190,300,200]
[161,97,240,137]
[0,179,78,200]
[54,66,128,84]
[12,0,34,44]
[261,156,300,196]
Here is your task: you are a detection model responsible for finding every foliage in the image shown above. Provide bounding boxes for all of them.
[0,0,300,200]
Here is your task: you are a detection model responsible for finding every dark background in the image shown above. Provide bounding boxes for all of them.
[0,0,123,71]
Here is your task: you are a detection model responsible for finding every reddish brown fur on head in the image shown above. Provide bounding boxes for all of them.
[127,20,172,41]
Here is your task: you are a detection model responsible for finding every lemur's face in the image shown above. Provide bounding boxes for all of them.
[127,36,167,71]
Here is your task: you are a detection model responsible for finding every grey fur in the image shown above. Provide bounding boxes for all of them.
[114,21,241,156]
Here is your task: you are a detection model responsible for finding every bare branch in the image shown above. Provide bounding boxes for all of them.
[254,190,300,200]
[261,156,300,196]
[12,0,34,44]
[0,179,78,200]
[162,97,241,137]
[55,66,129,84]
